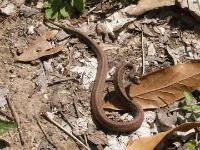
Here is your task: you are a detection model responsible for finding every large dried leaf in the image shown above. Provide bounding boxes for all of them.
[129,63,200,109]
[103,63,200,110]
[15,30,62,62]
[124,122,200,150]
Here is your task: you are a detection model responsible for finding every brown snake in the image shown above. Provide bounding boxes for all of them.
[46,20,144,132]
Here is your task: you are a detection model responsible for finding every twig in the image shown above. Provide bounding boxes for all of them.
[48,77,78,86]
[84,134,89,149]
[59,111,86,146]
[87,5,98,14]
[43,112,90,150]
[141,31,145,75]
[35,117,57,148]
[59,111,74,129]
[6,95,24,145]
[72,88,81,118]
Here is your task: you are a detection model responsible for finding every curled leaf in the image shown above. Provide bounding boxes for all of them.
[124,122,200,150]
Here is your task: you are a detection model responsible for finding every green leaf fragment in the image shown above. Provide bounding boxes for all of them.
[192,105,200,111]
[184,91,194,106]
[60,6,69,18]
[0,120,17,135]
[45,8,59,19]
[185,139,198,150]
[43,1,51,8]
[181,106,192,111]
[73,0,85,13]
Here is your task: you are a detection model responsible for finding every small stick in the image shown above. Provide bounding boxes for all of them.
[141,31,145,75]
[72,88,81,118]
[48,77,78,86]
[43,112,90,150]
[59,112,74,129]
[84,134,89,149]
[59,111,86,146]
[35,117,57,148]
[6,95,24,145]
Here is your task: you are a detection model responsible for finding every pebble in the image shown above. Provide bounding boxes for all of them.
[20,4,39,17]
[27,26,35,34]
[0,3,16,15]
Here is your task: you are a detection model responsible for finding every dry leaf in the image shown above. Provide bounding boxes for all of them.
[103,63,200,110]
[124,122,200,150]
[15,43,65,62]
[15,30,62,61]
[125,0,175,16]
[129,63,200,109]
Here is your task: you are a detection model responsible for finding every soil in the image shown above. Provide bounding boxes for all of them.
[0,1,199,150]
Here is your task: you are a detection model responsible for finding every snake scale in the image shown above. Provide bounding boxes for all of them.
[46,20,144,132]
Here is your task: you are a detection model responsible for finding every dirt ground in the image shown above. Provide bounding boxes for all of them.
[0,1,200,150]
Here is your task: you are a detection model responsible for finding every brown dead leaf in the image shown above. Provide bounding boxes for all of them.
[125,0,175,16]
[103,63,200,110]
[129,63,200,109]
[124,122,200,150]
[15,30,62,62]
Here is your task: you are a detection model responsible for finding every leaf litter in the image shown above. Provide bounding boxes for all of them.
[1,0,200,149]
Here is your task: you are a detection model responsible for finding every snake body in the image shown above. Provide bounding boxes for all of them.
[47,20,144,132]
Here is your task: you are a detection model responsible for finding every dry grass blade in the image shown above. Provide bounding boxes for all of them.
[129,63,200,109]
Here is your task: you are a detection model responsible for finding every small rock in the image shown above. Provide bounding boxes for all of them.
[131,121,151,138]
[0,3,16,15]
[73,51,81,59]
[88,131,108,145]
[55,30,69,41]
[105,135,122,150]
[147,42,156,56]
[20,4,39,17]
[27,26,35,34]
[43,61,53,73]
[119,113,133,121]
[0,88,8,108]
[118,135,129,149]
[144,111,156,124]
[107,66,116,79]
[145,61,149,66]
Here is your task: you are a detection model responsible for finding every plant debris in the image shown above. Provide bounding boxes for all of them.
[1,0,200,149]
